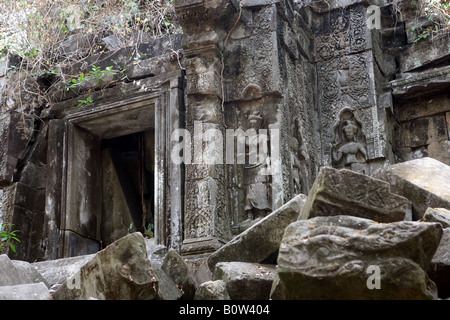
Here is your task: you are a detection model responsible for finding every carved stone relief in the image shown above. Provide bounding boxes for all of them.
[314,5,370,62]
[317,53,372,110]
[315,13,350,60]
[289,117,310,195]
[313,4,383,171]
[178,0,234,255]
[316,46,383,169]
[331,110,368,173]
[242,110,271,214]
[224,5,282,102]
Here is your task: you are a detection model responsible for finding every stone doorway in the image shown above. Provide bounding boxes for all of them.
[50,91,184,258]
[101,130,155,247]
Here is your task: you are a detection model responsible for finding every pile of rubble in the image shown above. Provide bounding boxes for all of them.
[1,157,449,300]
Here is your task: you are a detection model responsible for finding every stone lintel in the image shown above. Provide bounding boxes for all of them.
[181,236,227,256]
[390,65,450,101]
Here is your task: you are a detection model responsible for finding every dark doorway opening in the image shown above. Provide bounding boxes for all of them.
[100,130,155,246]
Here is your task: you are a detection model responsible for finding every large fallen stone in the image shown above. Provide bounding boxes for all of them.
[149,262,185,300]
[429,228,450,299]
[207,193,308,271]
[145,238,168,268]
[299,167,410,222]
[0,254,48,287]
[194,280,230,300]
[0,254,32,286]
[0,283,50,300]
[161,248,196,300]
[52,232,182,300]
[11,260,49,288]
[271,216,442,300]
[213,262,276,300]
[423,207,450,229]
[372,157,450,220]
[33,254,95,287]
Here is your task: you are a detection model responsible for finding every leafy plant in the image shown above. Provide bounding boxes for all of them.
[1,0,182,123]
[128,223,134,234]
[77,96,93,107]
[0,224,20,253]
[145,223,154,238]
[66,65,118,91]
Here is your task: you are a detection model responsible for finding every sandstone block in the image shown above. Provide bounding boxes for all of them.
[207,193,308,271]
[0,283,50,300]
[162,248,196,300]
[213,262,276,300]
[372,157,450,220]
[299,167,410,222]
[429,228,450,299]
[194,280,230,300]
[52,232,182,300]
[423,207,450,228]
[271,216,442,300]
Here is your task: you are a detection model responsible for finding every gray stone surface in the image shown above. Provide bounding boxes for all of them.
[52,232,182,300]
[429,228,450,299]
[194,280,230,300]
[0,283,50,300]
[0,254,30,286]
[161,248,196,300]
[213,262,276,300]
[207,193,308,271]
[11,260,49,288]
[145,238,168,268]
[271,216,442,300]
[372,157,450,220]
[0,254,24,287]
[33,254,96,287]
[0,254,48,287]
[299,167,410,222]
[423,208,450,229]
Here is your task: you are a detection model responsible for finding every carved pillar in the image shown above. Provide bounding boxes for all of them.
[175,0,237,255]
[313,3,392,174]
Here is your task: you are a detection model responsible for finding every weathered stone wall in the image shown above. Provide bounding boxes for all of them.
[0,34,186,261]
[380,0,450,165]
[220,1,318,235]
[175,0,321,256]
[0,53,49,261]
[1,0,449,263]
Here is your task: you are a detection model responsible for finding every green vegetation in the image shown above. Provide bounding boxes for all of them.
[1,0,181,110]
[66,65,117,90]
[0,224,20,253]
[409,0,450,43]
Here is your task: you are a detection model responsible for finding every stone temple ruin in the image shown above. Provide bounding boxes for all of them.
[0,0,450,300]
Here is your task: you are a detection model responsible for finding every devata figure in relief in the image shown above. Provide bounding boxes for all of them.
[241,109,271,230]
[289,117,309,195]
[332,112,368,171]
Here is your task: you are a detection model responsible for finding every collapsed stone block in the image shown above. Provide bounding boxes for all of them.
[33,254,96,287]
[372,157,450,220]
[194,280,230,300]
[299,167,410,222]
[161,248,196,300]
[429,228,450,299]
[271,216,442,300]
[423,207,450,229]
[52,232,182,300]
[213,262,276,300]
[0,254,47,287]
[0,283,50,300]
[207,193,308,271]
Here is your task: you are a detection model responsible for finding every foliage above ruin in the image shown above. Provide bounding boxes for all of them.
[0,0,180,98]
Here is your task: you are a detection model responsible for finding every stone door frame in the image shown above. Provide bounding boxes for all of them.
[47,75,185,258]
